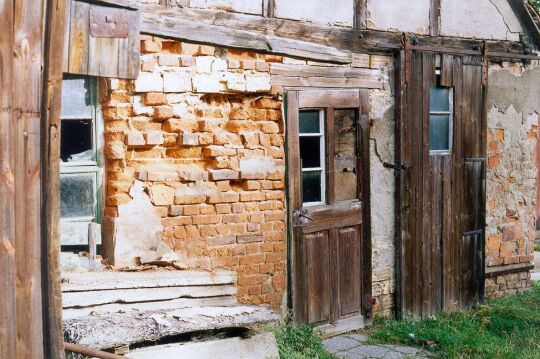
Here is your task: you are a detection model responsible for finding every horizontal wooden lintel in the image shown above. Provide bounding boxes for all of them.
[140,5,536,63]
[485,263,534,278]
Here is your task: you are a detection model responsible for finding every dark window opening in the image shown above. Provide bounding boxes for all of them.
[61,119,94,162]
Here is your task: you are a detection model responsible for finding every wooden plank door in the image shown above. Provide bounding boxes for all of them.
[287,90,372,333]
[398,51,486,318]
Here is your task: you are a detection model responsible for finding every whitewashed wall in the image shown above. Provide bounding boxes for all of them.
[366,0,431,35]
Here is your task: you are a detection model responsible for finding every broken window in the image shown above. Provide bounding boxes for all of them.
[429,83,453,153]
[299,110,325,204]
[60,76,102,249]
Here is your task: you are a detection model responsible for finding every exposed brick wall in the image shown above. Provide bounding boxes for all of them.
[100,36,286,310]
[485,61,540,298]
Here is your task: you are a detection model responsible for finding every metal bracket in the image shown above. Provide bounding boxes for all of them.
[292,208,314,227]
[90,5,130,38]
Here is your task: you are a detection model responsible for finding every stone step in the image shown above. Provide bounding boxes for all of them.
[127,332,279,359]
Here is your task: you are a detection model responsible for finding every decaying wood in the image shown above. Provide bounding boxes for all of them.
[63,296,236,320]
[61,270,236,291]
[41,0,70,357]
[64,0,140,79]
[140,5,533,61]
[140,10,352,63]
[64,305,279,349]
[64,342,125,359]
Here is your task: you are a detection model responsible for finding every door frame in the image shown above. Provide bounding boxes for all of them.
[285,89,372,331]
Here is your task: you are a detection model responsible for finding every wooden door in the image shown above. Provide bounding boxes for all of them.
[398,51,486,318]
[287,90,372,333]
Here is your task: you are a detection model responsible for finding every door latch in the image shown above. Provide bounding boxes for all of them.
[293,209,314,227]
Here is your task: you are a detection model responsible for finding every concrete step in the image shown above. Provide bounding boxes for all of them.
[128,332,279,359]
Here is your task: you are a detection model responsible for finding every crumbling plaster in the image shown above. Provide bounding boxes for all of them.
[440,0,522,41]
[485,62,540,296]
[273,0,354,27]
[368,58,396,316]
[366,0,431,35]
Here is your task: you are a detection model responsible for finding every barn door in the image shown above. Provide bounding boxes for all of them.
[287,90,372,333]
[398,52,486,318]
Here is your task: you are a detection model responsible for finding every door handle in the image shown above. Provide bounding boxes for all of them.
[293,209,314,227]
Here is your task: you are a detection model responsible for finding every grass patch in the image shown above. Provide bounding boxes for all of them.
[534,242,540,252]
[368,282,540,358]
[270,315,335,359]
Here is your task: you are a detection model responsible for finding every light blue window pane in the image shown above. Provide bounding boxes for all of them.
[429,115,450,151]
[430,85,450,112]
[61,77,92,118]
[299,110,320,134]
[302,171,322,203]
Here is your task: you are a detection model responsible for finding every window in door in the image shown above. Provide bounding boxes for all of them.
[429,82,454,154]
[299,109,326,205]
[60,76,102,247]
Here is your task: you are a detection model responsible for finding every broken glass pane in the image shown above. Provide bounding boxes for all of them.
[299,110,321,134]
[334,109,358,201]
[60,173,95,219]
[300,136,321,168]
[61,119,93,162]
[303,171,322,203]
[61,77,92,118]
[429,114,450,151]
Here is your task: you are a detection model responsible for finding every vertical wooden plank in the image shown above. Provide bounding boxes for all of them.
[354,0,367,30]
[286,92,306,323]
[421,53,434,316]
[359,89,372,318]
[306,231,331,324]
[440,54,453,87]
[263,0,275,18]
[0,0,16,356]
[62,0,72,72]
[442,155,454,309]
[430,156,443,313]
[394,50,405,320]
[68,0,89,74]
[14,0,46,356]
[127,9,140,80]
[326,107,335,204]
[42,0,69,357]
[337,226,362,316]
[117,37,129,79]
[429,0,441,36]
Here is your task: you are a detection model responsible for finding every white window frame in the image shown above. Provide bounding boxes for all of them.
[429,84,454,156]
[299,109,326,206]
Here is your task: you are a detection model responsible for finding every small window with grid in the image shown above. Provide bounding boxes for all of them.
[429,82,454,154]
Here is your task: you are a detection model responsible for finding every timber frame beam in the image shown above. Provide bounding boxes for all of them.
[140,5,538,64]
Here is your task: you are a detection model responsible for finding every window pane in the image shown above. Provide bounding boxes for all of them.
[299,110,321,134]
[303,171,322,203]
[61,119,93,162]
[430,85,450,112]
[61,77,92,118]
[429,114,450,151]
[300,136,321,168]
[334,109,358,201]
[60,173,95,219]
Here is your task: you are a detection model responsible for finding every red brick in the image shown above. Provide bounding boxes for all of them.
[208,236,236,246]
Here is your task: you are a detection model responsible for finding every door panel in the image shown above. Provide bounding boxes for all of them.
[337,226,362,316]
[399,52,486,318]
[287,90,371,329]
[305,231,331,324]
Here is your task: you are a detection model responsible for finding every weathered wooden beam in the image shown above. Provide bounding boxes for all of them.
[64,305,279,349]
[354,0,367,30]
[141,9,352,63]
[429,0,441,37]
[140,5,532,59]
[85,0,139,9]
[42,1,70,357]
[64,343,125,359]
[485,263,534,278]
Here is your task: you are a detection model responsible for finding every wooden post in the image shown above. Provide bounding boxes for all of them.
[41,0,69,357]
